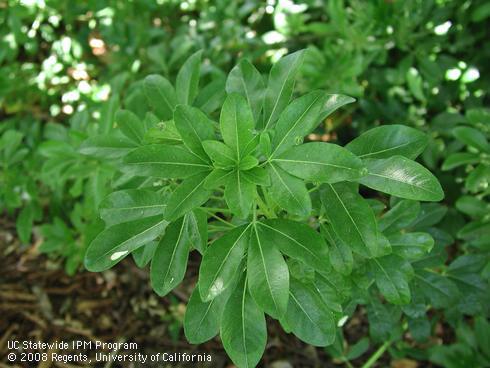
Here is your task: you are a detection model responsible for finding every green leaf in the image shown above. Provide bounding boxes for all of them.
[242,167,270,186]
[389,232,434,260]
[199,224,252,301]
[202,140,236,168]
[220,93,255,160]
[132,241,158,268]
[144,119,182,145]
[267,163,311,217]
[165,171,212,221]
[453,126,489,153]
[378,200,420,234]
[174,105,215,161]
[415,270,460,308]
[151,216,191,296]
[275,142,366,183]
[176,50,202,105]
[370,254,413,305]
[247,223,289,318]
[442,152,479,171]
[239,155,259,171]
[184,282,231,344]
[346,125,429,159]
[187,209,208,254]
[320,183,378,257]
[258,219,330,274]
[115,110,145,144]
[263,50,305,130]
[144,74,177,120]
[203,169,234,189]
[99,189,167,226]
[320,223,353,275]
[270,91,327,157]
[79,134,138,158]
[455,195,489,218]
[220,275,266,368]
[123,144,211,178]
[84,215,168,272]
[226,59,265,122]
[283,278,335,346]
[195,78,226,114]
[225,170,255,218]
[318,94,356,121]
[358,156,444,201]
[16,205,34,244]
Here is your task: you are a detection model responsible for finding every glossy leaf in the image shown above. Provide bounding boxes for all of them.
[453,126,489,153]
[184,282,231,344]
[263,50,305,130]
[275,142,366,183]
[283,278,335,346]
[320,223,353,275]
[247,223,289,318]
[199,224,252,301]
[151,216,190,296]
[267,163,311,217]
[144,74,177,120]
[270,91,327,157]
[346,125,428,159]
[225,170,255,218]
[358,156,444,201]
[85,215,168,272]
[174,105,215,161]
[258,219,330,274]
[370,254,413,305]
[99,189,167,226]
[165,171,212,221]
[220,276,266,368]
[320,183,378,257]
[123,144,211,178]
[176,50,202,105]
[202,140,236,168]
[226,59,265,122]
[115,109,145,144]
[132,241,158,268]
[220,93,255,160]
[389,232,434,260]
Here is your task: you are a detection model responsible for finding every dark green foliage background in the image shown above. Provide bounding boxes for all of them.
[1,0,489,367]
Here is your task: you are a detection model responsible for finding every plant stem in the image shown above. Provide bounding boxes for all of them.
[205,211,235,228]
[201,207,231,213]
[361,340,391,368]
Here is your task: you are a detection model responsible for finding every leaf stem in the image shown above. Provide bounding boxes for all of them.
[205,211,235,228]
[361,340,391,368]
[201,207,232,213]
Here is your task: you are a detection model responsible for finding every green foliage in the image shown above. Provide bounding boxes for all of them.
[80,51,457,367]
[2,0,489,366]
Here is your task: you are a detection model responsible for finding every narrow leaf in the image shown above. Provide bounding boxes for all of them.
[84,216,168,272]
[346,125,429,159]
[275,142,366,183]
[258,219,330,274]
[358,156,444,201]
[115,110,145,144]
[320,183,378,257]
[174,105,215,161]
[151,216,191,296]
[176,50,202,105]
[165,171,212,221]
[263,50,305,130]
[247,223,289,318]
[226,59,265,122]
[267,163,311,217]
[220,276,267,368]
[199,224,252,301]
[144,74,177,120]
[123,145,211,179]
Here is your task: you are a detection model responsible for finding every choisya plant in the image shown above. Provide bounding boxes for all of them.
[84,50,444,367]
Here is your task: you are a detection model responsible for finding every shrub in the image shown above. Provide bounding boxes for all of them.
[83,51,451,367]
